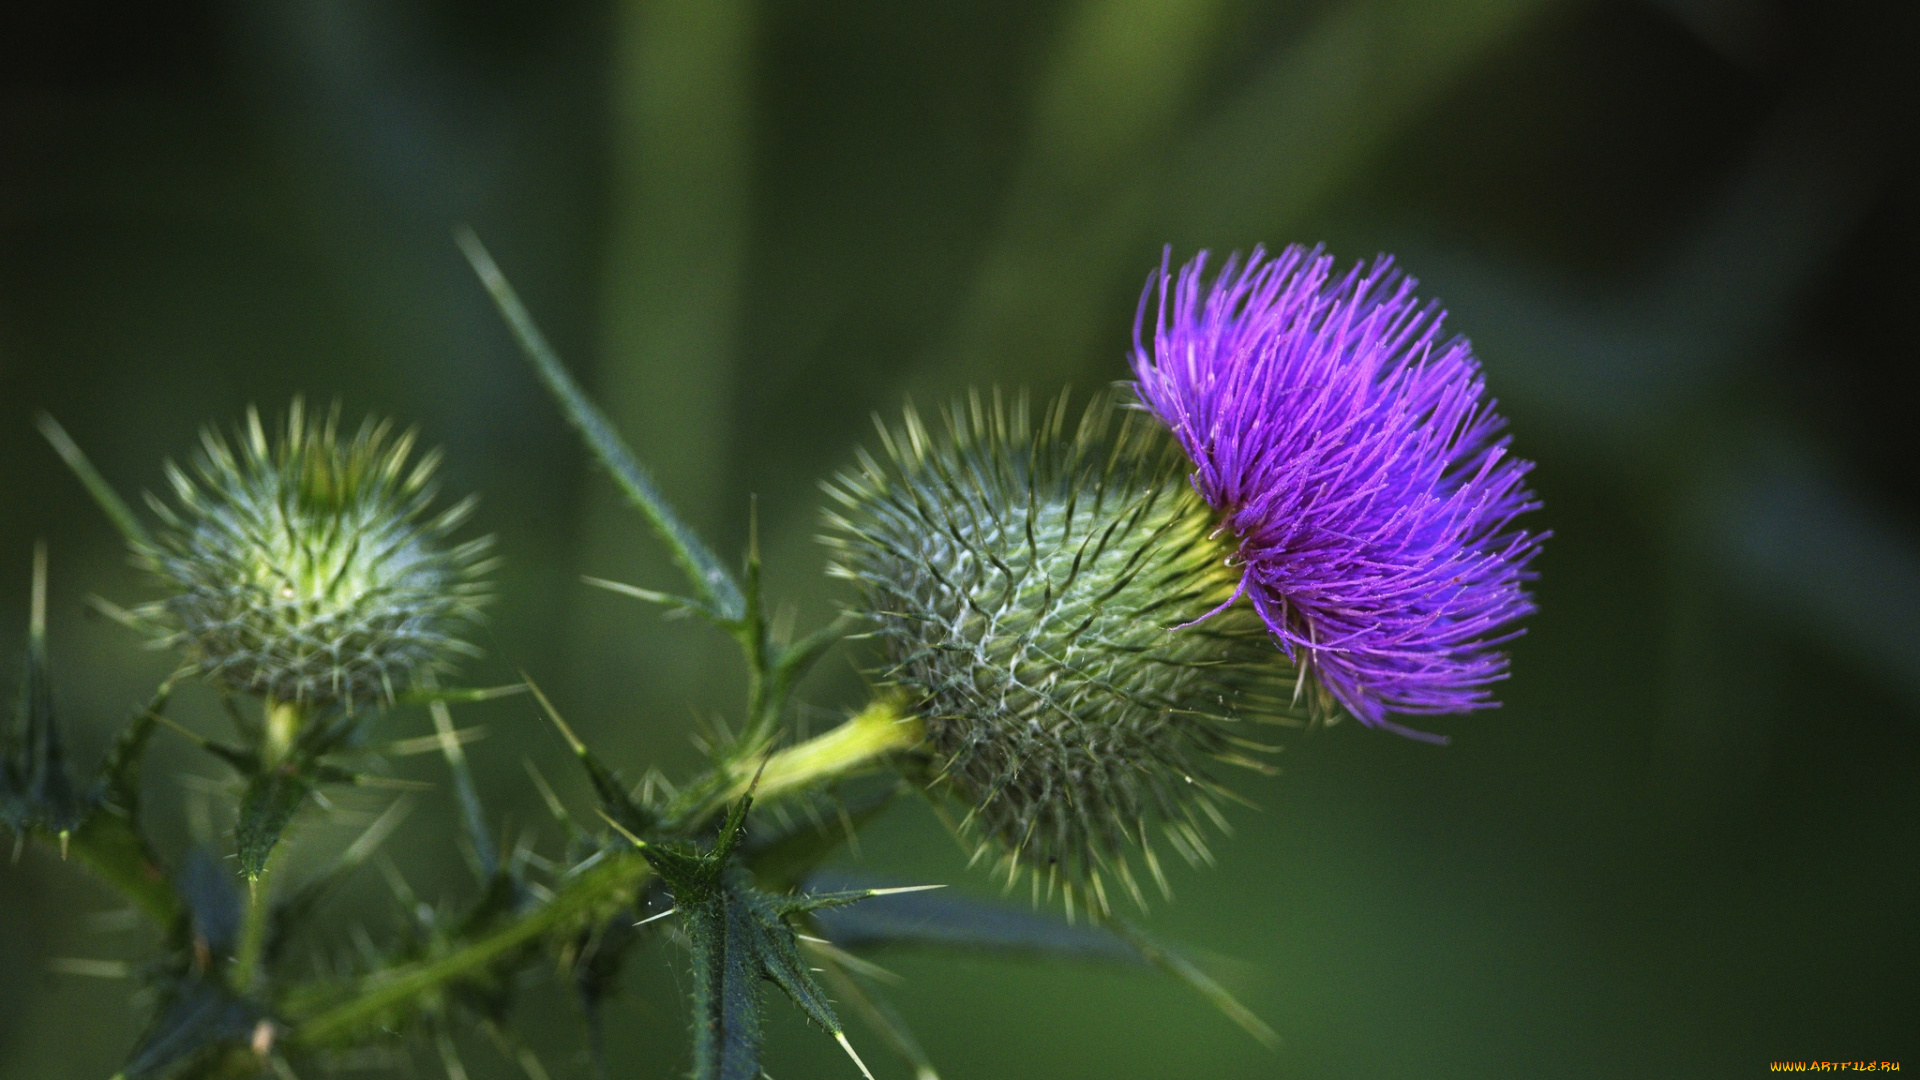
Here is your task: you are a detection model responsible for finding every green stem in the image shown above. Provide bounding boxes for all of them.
[287,852,653,1049]
[232,698,305,992]
[673,697,924,828]
[288,700,921,1048]
[735,698,922,802]
[231,841,283,995]
[63,810,181,926]
[263,699,302,769]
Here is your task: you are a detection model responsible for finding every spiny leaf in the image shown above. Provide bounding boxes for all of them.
[737,881,845,1031]
[175,846,245,959]
[684,887,767,1080]
[803,870,1140,962]
[234,767,314,880]
[648,790,877,1080]
[3,543,85,836]
[676,871,881,1080]
[1109,918,1277,1048]
[526,676,653,837]
[113,975,265,1080]
[96,681,171,817]
[36,414,152,547]
[814,952,942,1080]
[457,228,744,622]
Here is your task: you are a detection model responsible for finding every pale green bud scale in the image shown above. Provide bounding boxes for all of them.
[138,400,494,709]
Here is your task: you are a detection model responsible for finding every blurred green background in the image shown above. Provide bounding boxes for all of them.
[3,0,1917,1076]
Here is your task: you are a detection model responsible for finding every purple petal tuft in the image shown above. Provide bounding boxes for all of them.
[1131,246,1545,737]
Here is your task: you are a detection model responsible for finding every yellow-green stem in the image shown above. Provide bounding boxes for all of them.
[263,699,303,768]
[288,853,653,1049]
[290,699,922,1047]
[727,697,923,804]
[230,840,284,995]
[230,698,306,993]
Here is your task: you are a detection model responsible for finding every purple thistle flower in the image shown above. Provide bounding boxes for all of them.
[1131,246,1544,741]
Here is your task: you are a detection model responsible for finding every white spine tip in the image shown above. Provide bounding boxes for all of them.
[864,884,946,897]
[834,1030,877,1080]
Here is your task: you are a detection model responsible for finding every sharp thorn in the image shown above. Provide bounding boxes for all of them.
[863,884,946,897]
[632,906,678,928]
[595,808,646,849]
[834,1030,877,1080]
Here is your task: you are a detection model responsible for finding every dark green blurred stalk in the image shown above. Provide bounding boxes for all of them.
[1160,0,1567,245]
[933,0,1566,394]
[573,0,755,726]
[938,0,1233,387]
[597,0,751,528]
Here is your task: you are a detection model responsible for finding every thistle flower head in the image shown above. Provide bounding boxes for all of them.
[137,399,494,709]
[1131,246,1543,739]
[824,392,1302,912]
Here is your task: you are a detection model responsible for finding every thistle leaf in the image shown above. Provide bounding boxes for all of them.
[803,871,1275,1046]
[234,767,313,880]
[457,228,745,623]
[525,676,654,836]
[2,544,85,836]
[684,888,769,1080]
[96,682,170,817]
[1109,919,1277,1048]
[803,870,1139,962]
[113,975,265,1080]
[645,793,877,1080]
[36,413,152,548]
[176,846,245,958]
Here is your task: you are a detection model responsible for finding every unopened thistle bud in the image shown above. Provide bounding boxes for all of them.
[136,400,494,710]
[823,392,1301,912]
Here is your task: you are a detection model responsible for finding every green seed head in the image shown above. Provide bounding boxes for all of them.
[138,400,494,709]
[823,392,1306,913]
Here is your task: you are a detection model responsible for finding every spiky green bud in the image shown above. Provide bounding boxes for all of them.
[137,400,494,709]
[823,392,1304,913]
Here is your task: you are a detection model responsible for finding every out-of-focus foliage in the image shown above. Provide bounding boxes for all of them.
[1,0,1915,1077]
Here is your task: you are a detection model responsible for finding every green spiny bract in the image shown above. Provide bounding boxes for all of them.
[136,399,495,710]
[823,391,1306,916]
